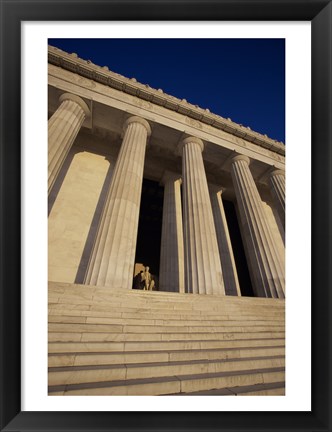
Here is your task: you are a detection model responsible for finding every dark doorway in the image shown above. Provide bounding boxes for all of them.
[134,178,164,279]
[223,199,254,297]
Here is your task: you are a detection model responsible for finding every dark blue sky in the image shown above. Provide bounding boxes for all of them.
[49,38,285,143]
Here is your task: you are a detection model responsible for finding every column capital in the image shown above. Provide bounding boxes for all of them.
[59,93,90,117]
[231,154,250,166]
[178,136,204,154]
[270,169,285,179]
[123,116,151,136]
[160,170,182,186]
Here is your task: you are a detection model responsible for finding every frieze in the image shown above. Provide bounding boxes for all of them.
[133,98,153,110]
[185,117,203,129]
[77,76,97,89]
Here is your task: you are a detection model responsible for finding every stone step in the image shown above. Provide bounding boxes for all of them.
[48,367,285,395]
[49,294,285,311]
[238,386,285,396]
[49,330,284,343]
[48,346,285,367]
[48,303,284,319]
[49,283,284,305]
[171,381,285,396]
[49,282,285,305]
[48,288,285,305]
[48,338,284,353]
[48,356,285,386]
[48,314,284,327]
[48,304,284,320]
[48,282,285,395]
[48,322,285,335]
[48,308,285,322]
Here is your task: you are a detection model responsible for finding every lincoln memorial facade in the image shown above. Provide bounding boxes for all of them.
[48,45,285,396]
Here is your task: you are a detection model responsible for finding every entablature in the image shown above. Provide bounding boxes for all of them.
[48,45,285,157]
[49,71,284,170]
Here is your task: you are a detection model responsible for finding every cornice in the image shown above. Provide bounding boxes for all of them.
[48,45,285,157]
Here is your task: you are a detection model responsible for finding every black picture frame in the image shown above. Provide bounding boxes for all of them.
[0,1,331,431]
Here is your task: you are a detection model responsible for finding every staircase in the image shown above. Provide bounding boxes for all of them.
[48,282,285,396]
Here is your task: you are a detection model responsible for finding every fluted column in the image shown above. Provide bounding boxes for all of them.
[209,185,241,296]
[159,172,185,293]
[230,155,285,298]
[48,93,90,193]
[180,137,225,295]
[269,169,285,228]
[85,116,151,289]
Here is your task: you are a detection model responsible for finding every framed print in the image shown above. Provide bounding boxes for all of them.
[0,1,331,431]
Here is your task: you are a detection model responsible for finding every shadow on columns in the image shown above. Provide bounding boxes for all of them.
[74,163,114,284]
[271,203,285,245]
[48,147,75,216]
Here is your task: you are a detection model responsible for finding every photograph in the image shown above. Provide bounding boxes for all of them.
[47,38,286,396]
[1,1,331,430]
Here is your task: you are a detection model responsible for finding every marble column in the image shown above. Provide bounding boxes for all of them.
[159,171,185,293]
[48,93,90,193]
[230,155,285,298]
[209,185,241,296]
[180,137,225,295]
[269,169,285,229]
[85,116,151,289]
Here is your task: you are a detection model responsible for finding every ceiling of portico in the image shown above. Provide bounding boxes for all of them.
[48,86,281,191]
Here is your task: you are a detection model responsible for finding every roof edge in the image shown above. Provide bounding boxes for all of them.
[48,45,285,156]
